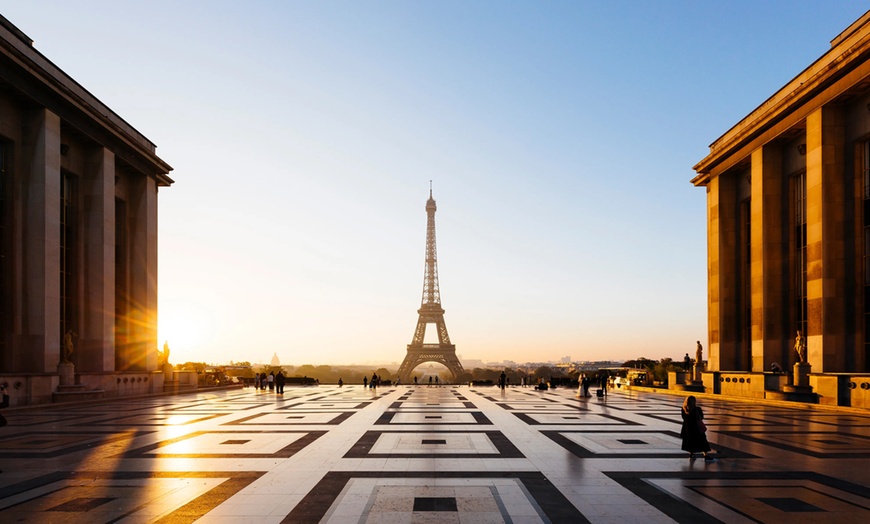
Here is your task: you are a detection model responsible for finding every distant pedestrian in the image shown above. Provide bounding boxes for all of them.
[267,372,275,391]
[0,384,7,472]
[681,395,714,461]
[363,376,368,388]
[499,371,506,390]
[428,376,433,387]
[684,353,692,371]
[414,376,418,386]
[275,370,285,394]
[1,384,8,422]
[254,374,260,390]
[338,378,343,387]
[260,372,267,390]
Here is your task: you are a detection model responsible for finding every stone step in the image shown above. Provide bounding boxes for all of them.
[52,389,105,403]
[765,389,819,403]
[163,381,196,393]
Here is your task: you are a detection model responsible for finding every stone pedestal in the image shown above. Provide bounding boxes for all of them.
[793,362,811,387]
[57,361,74,386]
[771,362,817,403]
[693,362,704,382]
[162,363,174,381]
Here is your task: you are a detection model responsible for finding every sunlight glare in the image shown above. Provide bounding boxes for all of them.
[158,299,216,363]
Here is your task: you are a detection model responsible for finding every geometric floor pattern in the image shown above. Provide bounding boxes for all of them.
[1,385,869,523]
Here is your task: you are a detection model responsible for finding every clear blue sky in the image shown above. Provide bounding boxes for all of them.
[2,1,866,366]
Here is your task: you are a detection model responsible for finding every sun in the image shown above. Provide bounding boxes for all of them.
[157,299,216,363]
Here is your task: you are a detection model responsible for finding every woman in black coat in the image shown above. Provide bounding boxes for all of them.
[0,384,7,473]
[680,395,714,461]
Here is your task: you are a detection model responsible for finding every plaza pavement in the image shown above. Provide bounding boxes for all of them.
[0,383,868,523]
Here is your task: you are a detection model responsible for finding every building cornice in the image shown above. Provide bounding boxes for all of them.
[0,15,173,186]
[692,10,870,187]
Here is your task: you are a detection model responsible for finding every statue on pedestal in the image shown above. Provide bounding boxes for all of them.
[161,341,174,382]
[62,330,76,364]
[58,330,76,387]
[791,329,811,388]
[794,330,807,363]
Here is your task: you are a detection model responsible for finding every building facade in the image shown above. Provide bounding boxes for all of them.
[692,11,870,407]
[0,16,174,405]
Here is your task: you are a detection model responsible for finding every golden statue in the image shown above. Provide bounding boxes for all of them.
[62,330,76,363]
[794,330,807,363]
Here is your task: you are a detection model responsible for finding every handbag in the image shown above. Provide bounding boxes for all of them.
[697,417,706,433]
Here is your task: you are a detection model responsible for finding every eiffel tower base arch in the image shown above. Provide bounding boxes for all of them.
[397,344,466,384]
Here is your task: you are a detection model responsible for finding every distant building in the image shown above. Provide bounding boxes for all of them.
[270,352,280,367]
[461,358,485,369]
[692,11,870,407]
[0,16,173,405]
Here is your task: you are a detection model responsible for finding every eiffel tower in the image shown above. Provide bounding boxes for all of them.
[397,186,466,384]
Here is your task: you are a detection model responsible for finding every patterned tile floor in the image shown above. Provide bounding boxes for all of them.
[0,385,868,523]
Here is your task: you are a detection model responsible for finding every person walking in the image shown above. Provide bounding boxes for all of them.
[680,395,714,461]
[0,384,7,472]
[275,370,285,394]
[267,371,275,391]
[0,384,8,420]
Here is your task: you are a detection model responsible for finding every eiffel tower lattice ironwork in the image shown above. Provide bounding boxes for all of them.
[397,187,466,384]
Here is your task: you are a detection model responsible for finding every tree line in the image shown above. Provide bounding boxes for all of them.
[175,357,684,386]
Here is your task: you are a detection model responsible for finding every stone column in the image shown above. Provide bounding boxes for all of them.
[23,109,61,372]
[805,106,848,372]
[750,145,788,372]
[707,173,740,371]
[126,175,158,371]
[82,147,115,371]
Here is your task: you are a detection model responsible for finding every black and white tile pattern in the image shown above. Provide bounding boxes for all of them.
[0,384,868,522]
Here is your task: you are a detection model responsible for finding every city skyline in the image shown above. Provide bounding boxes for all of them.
[1,2,866,367]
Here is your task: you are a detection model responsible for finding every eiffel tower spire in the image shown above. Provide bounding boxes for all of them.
[421,182,442,310]
[397,185,466,383]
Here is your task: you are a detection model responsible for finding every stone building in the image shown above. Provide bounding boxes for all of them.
[691,11,870,407]
[0,16,176,404]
